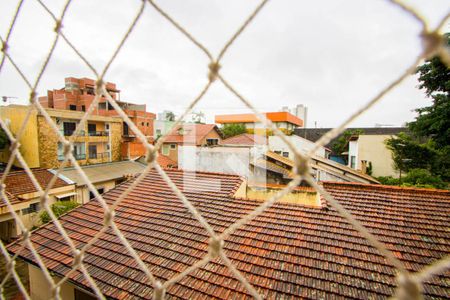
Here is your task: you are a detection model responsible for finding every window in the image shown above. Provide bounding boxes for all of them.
[170,144,176,149]
[73,142,86,160]
[69,105,77,111]
[274,151,282,155]
[141,122,145,126]
[63,122,76,136]
[105,124,110,130]
[22,203,40,215]
[88,124,97,135]
[89,187,105,199]
[58,196,73,202]
[146,122,149,126]
[162,145,170,155]
[282,152,289,158]
[123,122,129,136]
[81,105,86,112]
[88,144,97,159]
[350,156,356,169]
[206,139,218,146]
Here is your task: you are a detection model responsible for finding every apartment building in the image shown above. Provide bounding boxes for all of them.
[0,105,122,169]
[38,77,156,158]
[215,111,303,135]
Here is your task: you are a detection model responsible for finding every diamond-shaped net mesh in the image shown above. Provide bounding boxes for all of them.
[0,0,449,299]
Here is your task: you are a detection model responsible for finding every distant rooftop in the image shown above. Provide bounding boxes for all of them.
[216,112,303,127]
[294,127,408,145]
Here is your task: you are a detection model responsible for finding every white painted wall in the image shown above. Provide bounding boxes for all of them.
[348,140,359,169]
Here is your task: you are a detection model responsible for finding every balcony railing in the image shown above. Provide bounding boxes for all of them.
[88,131,109,137]
[74,153,86,160]
[60,130,109,137]
[58,153,86,161]
[61,130,85,136]
[88,152,111,160]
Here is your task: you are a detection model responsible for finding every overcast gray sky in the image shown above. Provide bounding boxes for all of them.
[0,0,449,127]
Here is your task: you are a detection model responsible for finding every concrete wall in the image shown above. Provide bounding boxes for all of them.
[179,146,251,177]
[29,264,75,300]
[357,135,398,177]
[77,180,116,204]
[0,105,40,168]
[154,119,176,137]
[268,135,326,159]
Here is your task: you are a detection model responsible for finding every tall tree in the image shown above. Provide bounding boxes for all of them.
[221,124,247,138]
[385,33,450,187]
[410,33,450,148]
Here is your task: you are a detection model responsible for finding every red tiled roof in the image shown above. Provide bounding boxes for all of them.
[8,170,450,299]
[222,134,267,146]
[1,169,71,198]
[156,154,177,168]
[163,124,222,145]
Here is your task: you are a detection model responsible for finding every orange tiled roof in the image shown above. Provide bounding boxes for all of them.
[156,154,177,168]
[222,133,267,146]
[163,124,221,145]
[1,169,71,198]
[216,112,303,127]
[8,170,450,298]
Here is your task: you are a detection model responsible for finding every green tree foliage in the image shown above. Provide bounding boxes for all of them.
[0,128,9,150]
[377,169,447,189]
[331,129,364,155]
[40,201,80,224]
[221,123,247,139]
[411,33,450,148]
[385,33,450,188]
[165,111,175,122]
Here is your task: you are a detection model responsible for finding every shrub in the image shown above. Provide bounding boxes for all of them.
[40,201,80,224]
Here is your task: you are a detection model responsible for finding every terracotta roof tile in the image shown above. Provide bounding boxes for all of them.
[0,168,70,199]
[7,170,450,299]
[163,124,222,145]
[222,134,267,146]
[156,154,177,168]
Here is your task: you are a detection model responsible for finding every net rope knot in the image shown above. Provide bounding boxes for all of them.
[9,139,19,152]
[153,281,166,300]
[395,273,423,300]
[29,90,37,104]
[103,209,115,226]
[146,147,157,164]
[96,79,104,95]
[293,154,310,177]
[54,20,63,33]
[63,141,72,156]
[72,249,84,267]
[21,229,30,241]
[1,41,8,53]
[208,61,221,82]
[208,237,223,259]
[421,30,443,58]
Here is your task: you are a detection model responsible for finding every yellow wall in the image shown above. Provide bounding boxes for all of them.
[357,135,399,177]
[246,188,319,206]
[29,264,75,300]
[0,105,40,168]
